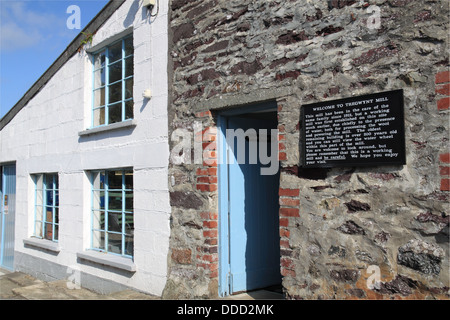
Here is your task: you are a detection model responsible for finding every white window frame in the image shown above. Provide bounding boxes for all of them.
[91,34,134,128]
[33,173,59,242]
[90,168,134,258]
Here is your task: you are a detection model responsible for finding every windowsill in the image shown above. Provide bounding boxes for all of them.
[76,250,136,272]
[78,119,137,137]
[23,237,61,253]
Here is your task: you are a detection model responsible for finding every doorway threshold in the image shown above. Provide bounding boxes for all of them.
[223,289,284,300]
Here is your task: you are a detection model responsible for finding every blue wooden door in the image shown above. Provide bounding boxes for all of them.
[0,165,16,271]
[226,116,280,294]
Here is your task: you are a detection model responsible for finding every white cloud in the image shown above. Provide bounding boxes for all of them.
[1,22,41,52]
[0,1,64,52]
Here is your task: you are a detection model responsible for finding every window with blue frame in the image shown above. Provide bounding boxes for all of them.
[92,35,134,127]
[91,169,134,258]
[33,173,59,242]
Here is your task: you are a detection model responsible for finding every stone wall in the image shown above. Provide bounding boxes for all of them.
[163,0,449,299]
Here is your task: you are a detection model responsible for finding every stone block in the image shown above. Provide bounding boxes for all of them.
[397,239,444,275]
[171,248,192,265]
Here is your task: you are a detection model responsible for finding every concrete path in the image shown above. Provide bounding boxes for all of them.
[0,269,159,300]
[1,269,284,300]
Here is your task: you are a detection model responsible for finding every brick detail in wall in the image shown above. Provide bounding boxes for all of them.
[279,188,300,278]
[277,100,286,162]
[196,123,218,192]
[436,70,450,110]
[194,111,219,278]
[436,71,450,191]
[198,211,219,278]
[440,153,450,191]
[278,129,286,161]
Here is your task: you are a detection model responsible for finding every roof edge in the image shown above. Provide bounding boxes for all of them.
[0,0,127,131]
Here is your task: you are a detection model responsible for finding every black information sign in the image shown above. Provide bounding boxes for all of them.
[300,89,406,168]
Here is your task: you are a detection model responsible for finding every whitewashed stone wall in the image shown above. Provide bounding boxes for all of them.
[0,0,170,296]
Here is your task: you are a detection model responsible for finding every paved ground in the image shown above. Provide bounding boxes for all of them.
[0,269,159,300]
[0,269,284,300]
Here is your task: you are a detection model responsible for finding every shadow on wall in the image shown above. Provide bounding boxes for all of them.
[123,0,139,28]
[244,113,281,292]
[78,125,136,143]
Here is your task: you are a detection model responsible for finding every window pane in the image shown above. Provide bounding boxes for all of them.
[35,206,43,223]
[125,78,133,100]
[109,61,122,84]
[92,230,105,250]
[125,56,133,77]
[108,233,122,254]
[94,52,105,69]
[124,37,133,56]
[108,212,122,232]
[45,175,55,190]
[125,235,133,256]
[92,210,105,230]
[35,174,43,190]
[108,41,122,63]
[125,100,133,120]
[44,223,53,240]
[108,190,122,211]
[46,190,53,206]
[34,221,43,238]
[124,213,134,234]
[108,82,122,104]
[100,172,106,188]
[55,190,59,207]
[94,68,105,88]
[54,208,59,224]
[36,188,43,207]
[94,88,105,107]
[92,171,105,190]
[125,191,133,212]
[45,207,53,223]
[93,107,105,126]
[54,225,59,241]
[124,171,133,189]
[108,171,123,190]
[125,100,134,119]
[108,103,122,124]
[92,190,105,210]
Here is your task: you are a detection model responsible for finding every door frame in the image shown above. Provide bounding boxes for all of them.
[217,101,278,297]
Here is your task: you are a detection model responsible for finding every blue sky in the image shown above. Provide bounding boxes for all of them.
[0,0,109,118]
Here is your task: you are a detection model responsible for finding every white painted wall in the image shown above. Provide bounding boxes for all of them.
[0,0,170,296]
